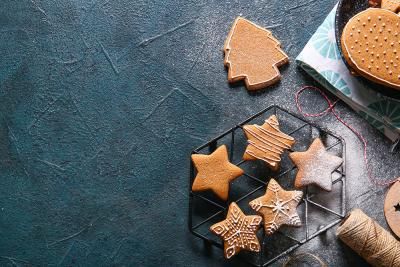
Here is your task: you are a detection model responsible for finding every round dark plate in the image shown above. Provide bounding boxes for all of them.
[335,0,400,99]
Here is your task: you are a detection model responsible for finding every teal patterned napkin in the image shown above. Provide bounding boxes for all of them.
[296,4,400,142]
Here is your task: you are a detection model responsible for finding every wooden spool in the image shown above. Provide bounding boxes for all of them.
[384,179,400,239]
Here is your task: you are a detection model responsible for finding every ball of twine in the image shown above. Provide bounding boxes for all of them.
[337,209,400,267]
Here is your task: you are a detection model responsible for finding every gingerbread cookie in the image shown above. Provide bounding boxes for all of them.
[249,179,303,235]
[369,0,382,8]
[381,0,400,13]
[191,145,243,201]
[289,138,343,191]
[224,17,289,91]
[384,179,400,238]
[341,8,400,90]
[243,115,295,171]
[210,202,262,259]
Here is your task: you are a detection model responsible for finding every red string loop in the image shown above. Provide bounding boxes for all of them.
[295,86,397,187]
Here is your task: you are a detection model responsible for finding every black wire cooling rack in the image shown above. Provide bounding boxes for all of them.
[188,105,346,267]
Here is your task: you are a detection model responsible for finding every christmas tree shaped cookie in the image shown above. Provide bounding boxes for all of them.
[224,17,289,90]
[242,115,295,171]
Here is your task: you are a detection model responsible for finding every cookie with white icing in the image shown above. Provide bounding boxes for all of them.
[210,202,262,259]
[242,115,295,171]
[249,178,303,235]
[341,8,400,90]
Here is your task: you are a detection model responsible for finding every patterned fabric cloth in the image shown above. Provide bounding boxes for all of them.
[296,4,400,142]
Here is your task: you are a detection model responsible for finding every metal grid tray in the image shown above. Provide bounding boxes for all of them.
[188,105,346,266]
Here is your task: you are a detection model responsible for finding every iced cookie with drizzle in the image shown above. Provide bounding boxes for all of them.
[210,202,262,259]
[289,138,343,191]
[249,179,303,235]
[341,8,400,90]
[242,115,295,171]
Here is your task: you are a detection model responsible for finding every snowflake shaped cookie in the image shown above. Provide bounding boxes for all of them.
[249,179,303,235]
[210,202,262,259]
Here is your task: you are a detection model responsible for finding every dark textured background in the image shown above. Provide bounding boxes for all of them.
[0,0,399,266]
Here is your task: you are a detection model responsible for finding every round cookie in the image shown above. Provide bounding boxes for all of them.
[384,179,400,239]
[341,8,400,90]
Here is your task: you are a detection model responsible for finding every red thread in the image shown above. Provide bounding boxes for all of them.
[295,85,398,187]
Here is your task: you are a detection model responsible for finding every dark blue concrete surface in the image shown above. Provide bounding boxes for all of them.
[1,0,399,266]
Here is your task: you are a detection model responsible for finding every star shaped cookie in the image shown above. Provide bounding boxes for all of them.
[243,115,295,171]
[210,202,262,259]
[289,138,343,191]
[249,179,303,235]
[191,145,243,201]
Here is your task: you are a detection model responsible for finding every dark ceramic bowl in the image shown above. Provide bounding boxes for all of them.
[335,0,400,99]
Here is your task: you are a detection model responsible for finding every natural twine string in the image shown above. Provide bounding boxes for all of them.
[295,86,399,187]
[336,209,400,267]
